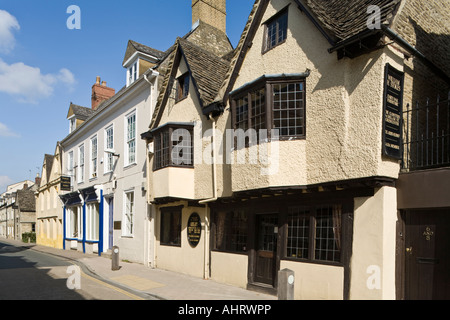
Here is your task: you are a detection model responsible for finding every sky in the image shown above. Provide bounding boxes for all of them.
[0,0,255,192]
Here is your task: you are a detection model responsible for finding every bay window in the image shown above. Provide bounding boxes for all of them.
[153,124,194,171]
[231,76,306,143]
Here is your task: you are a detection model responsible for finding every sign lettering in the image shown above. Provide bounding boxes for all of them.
[382,64,404,159]
[187,213,202,248]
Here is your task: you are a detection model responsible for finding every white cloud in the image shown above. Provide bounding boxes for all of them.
[0,176,14,193]
[0,122,19,138]
[0,59,76,103]
[0,10,20,54]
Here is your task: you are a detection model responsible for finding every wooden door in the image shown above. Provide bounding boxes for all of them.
[405,209,450,300]
[254,214,278,286]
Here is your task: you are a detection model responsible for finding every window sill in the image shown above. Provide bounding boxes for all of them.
[212,249,248,256]
[281,257,343,267]
[262,39,287,55]
[123,162,137,170]
[160,243,181,248]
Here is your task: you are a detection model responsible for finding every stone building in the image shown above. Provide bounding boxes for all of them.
[35,144,64,249]
[141,0,449,300]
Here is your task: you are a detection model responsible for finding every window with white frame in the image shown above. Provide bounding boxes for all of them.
[105,125,114,173]
[86,202,99,241]
[125,111,136,166]
[123,191,134,237]
[67,206,82,239]
[69,117,76,133]
[78,144,84,183]
[127,61,138,86]
[68,151,74,187]
[90,136,98,179]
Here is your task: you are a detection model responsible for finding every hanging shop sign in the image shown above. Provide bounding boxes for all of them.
[187,213,202,248]
[382,63,404,160]
[60,176,72,191]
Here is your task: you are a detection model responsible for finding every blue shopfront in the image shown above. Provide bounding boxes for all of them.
[60,186,105,256]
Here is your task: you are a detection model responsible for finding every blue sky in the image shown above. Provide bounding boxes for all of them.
[0,0,254,192]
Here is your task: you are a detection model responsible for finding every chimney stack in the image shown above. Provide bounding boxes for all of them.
[192,0,226,33]
[92,76,115,110]
[35,173,41,187]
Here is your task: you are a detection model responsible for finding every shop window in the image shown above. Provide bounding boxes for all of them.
[287,205,342,263]
[160,207,182,246]
[213,210,248,253]
[86,202,99,241]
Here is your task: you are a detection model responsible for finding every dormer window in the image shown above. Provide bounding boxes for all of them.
[69,117,76,133]
[176,73,190,102]
[263,7,288,53]
[127,61,138,86]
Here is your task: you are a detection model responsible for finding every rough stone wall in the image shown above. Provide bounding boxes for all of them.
[192,0,227,34]
[391,0,450,103]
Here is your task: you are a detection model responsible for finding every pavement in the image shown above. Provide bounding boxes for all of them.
[1,238,277,301]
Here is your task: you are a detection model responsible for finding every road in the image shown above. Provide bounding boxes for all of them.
[0,240,148,300]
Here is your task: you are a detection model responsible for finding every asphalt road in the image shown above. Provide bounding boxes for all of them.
[0,240,146,300]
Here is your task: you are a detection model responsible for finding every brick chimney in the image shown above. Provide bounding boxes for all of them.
[192,0,226,33]
[35,173,41,187]
[91,76,115,110]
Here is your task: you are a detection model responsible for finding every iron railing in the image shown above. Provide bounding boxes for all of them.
[402,92,450,171]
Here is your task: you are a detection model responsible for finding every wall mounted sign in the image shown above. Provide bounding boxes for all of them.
[187,213,202,248]
[382,63,404,159]
[60,176,72,191]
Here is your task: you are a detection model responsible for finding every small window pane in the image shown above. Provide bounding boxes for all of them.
[314,206,342,262]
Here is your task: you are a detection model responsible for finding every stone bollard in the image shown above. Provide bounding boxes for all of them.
[278,268,295,300]
[112,246,120,271]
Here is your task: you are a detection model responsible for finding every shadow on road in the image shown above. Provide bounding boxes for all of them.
[0,241,88,300]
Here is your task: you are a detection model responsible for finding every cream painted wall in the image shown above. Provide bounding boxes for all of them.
[210,251,248,289]
[228,0,402,194]
[351,186,397,300]
[155,202,208,279]
[280,260,344,300]
[61,76,157,264]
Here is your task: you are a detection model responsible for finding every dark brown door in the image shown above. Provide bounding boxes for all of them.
[405,209,450,300]
[254,214,278,286]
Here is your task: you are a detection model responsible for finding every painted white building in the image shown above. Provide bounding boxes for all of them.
[59,43,161,265]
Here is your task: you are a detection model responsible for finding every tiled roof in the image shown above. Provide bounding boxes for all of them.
[44,154,54,183]
[149,37,230,129]
[16,189,35,212]
[69,103,96,120]
[123,40,165,65]
[178,38,230,107]
[304,0,401,43]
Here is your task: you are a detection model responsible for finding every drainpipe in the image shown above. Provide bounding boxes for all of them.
[144,69,160,268]
[199,113,217,279]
